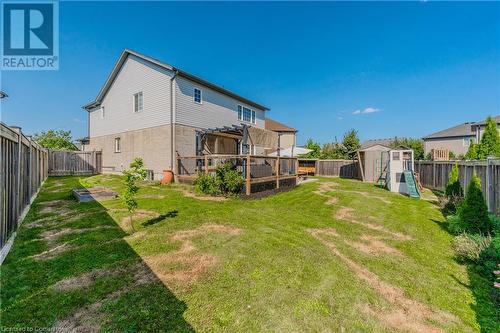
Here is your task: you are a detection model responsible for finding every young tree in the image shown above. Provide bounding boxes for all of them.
[465,142,478,160]
[303,138,321,159]
[321,142,345,159]
[341,129,361,160]
[477,116,500,159]
[458,174,491,235]
[122,157,147,232]
[445,163,463,199]
[32,130,77,150]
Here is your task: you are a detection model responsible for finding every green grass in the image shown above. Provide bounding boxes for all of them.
[1,175,497,332]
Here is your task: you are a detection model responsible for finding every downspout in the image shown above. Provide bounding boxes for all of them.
[170,70,179,178]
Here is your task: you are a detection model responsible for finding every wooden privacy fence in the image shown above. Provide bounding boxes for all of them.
[415,159,500,215]
[1,123,48,261]
[299,159,360,179]
[48,150,101,176]
[177,154,298,195]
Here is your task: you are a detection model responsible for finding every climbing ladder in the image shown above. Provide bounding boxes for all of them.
[403,170,420,199]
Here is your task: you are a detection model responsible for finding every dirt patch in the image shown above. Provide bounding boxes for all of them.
[346,235,403,257]
[25,209,104,229]
[314,182,340,197]
[335,207,354,220]
[144,224,242,285]
[32,243,74,261]
[335,189,392,204]
[139,194,166,199]
[38,200,73,214]
[326,197,338,205]
[51,261,155,292]
[175,187,227,202]
[118,210,159,231]
[348,219,413,241]
[308,229,458,332]
[52,262,157,332]
[32,226,117,261]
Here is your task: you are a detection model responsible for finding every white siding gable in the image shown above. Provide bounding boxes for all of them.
[175,76,265,130]
[89,55,173,137]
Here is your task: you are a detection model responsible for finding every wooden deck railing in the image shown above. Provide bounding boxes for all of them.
[177,154,298,195]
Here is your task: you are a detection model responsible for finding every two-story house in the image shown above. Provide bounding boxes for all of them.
[84,49,282,180]
[422,115,500,156]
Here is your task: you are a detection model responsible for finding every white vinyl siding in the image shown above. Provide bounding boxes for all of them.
[175,76,265,129]
[89,55,173,137]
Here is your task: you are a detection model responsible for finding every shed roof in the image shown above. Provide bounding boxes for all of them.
[265,118,297,133]
[360,139,393,150]
[84,49,269,111]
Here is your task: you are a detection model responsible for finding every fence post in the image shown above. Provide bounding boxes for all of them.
[486,157,492,213]
[12,128,22,221]
[432,162,436,189]
[246,155,251,195]
[276,157,280,189]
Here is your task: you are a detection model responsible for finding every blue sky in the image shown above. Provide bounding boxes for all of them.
[1,1,499,145]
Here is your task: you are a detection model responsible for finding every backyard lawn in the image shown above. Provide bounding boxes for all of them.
[1,175,498,332]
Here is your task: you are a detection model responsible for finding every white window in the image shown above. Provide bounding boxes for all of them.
[463,138,475,147]
[194,88,202,104]
[133,92,143,113]
[115,138,121,153]
[238,105,256,124]
[101,107,105,119]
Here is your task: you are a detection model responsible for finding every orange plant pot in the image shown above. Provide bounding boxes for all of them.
[161,170,174,185]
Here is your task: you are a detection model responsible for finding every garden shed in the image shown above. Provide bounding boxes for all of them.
[357,144,391,183]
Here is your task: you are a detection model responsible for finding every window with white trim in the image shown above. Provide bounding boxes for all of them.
[194,88,202,104]
[463,137,475,147]
[115,137,121,153]
[133,92,143,113]
[238,105,256,124]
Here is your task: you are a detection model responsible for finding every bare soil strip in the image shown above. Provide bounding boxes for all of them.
[334,189,392,204]
[52,262,157,333]
[308,229,458,333]
[174,187,227,202]
[144,224,242,285]
[346,235,403,257]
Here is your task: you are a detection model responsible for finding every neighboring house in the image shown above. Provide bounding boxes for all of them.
[0,91,8,98]
[265,118,297,151]
[423,116,500,156]
[84,49,277,179]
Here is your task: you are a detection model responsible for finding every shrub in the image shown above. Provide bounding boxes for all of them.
[445,163,463,198]
[475,237,500,279]
[447,214,465,235]
[452,233,492,262]
[194,161,244,196]
[194,173,221,196]
[458,174,492,234]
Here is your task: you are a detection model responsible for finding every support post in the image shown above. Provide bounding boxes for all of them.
[295,158,299,183]
[246,155,251,195]
[204,155,208,175]
[276,157,280,189]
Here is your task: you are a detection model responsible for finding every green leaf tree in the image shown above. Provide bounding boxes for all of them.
[321,142,346,159]
[122,157,147,232]
[341,129,361,160]
[465,142,478,160]
[32,130,77,150]
[458,174,491,235]
[302,138,321,159]
[445,163,463,198]
[477,116,500,159]
[391,137,425,160]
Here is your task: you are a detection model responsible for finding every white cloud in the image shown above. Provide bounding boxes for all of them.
[353,107,380,115]
[72,118,84,123]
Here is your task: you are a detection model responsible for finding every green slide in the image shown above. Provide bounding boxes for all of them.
[403,170,420,199]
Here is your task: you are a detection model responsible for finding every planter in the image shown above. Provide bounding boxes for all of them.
[161,170,174,185]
